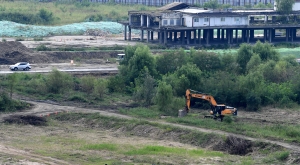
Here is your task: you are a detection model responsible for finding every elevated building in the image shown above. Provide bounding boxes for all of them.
[120,2,300,45]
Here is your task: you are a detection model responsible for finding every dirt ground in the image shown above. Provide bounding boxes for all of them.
[1,38,300,164]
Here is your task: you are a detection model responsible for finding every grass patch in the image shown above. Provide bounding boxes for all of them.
[124,145,224,157]
[119,107,161,119]
[81,143,117,151]
[0,1,156,25]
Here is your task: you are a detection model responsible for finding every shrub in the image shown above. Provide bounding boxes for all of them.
[46,69,74,94]
[275,151,289,161]
[36,44,51,51]
[223,116,233,124]
[80,75,95,93]
[93,78,108,99]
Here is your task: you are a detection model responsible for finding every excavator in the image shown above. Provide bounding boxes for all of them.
[185,89,237,121]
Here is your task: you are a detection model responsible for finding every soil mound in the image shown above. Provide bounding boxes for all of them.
[0,41,50,64]
[3,115,47,126]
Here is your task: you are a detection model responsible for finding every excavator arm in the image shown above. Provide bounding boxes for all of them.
[185,89,217,113]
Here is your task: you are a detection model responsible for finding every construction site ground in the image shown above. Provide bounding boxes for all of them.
[0,37,300,164]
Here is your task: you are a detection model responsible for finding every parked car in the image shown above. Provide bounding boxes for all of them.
[9,62,31,71]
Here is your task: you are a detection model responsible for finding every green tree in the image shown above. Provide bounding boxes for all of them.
[236,44,254,74]
[156,49,188,75]
[192,51,221,72]
[203,0,220,9]
[276,0,295,15]
[246,53,261,73]
[7,73,18,99]
[154,81,174,115]
[253,41,279,61]
[38,9,54,24]
[93,78,107,99]
[46,69,73,94]
[128,45,156,84]
[133,73,156,106]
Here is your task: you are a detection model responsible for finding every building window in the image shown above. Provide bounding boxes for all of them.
[204,18,209,22]
[170,19,174,25]
[176,19,181,25]
[221,17,225,22]
[163,20,168,25]
[194,18,199,22]
[234,18,240,21]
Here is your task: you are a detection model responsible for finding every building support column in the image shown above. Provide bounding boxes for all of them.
[247,29,250,43]
[264,29,267,42]
[150,31,153,40]
[198,29,201,44]
[241,29,245,42]
[286,28,289,42]
[230,29,233,43]
[269,28,272,43]
[159,31,163,44]
[221,29,225,40]
[128,26,131,41]
[181,31,185,44]
[227,29,231,44]
[174,31,177,42]
[236,29,238,43]
[147,31,150,42]
[250,29,254,41]
[164,30,167,45]
[291,28,294,42]
[217,29,220,40]
[124,25,127,40]
[206,29,209,45]
[193,30,197,44]
[169,32,173,41]
[187,31,190,45]
[140,30,144,41]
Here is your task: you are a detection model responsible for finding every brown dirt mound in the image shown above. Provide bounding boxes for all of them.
[3,115,47,126]
[213,135,253,155]
[0,41,50,64]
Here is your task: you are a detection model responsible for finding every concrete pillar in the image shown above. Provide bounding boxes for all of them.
[206,29,209,45]
[169,32,173,41]
[217,29,220,40]
[140,30,144,41]
[236,29,238,43]
[141,15,144,26]
[194,30,197,44]
[174,31,177,42]
[159,31,163,44]
[250,29,254,41]
[150,31,153,40]
[292,28,294,42]
[231,29,234,43]
[227,29,231,44]
[203,29,207,42]
[286,28,289,42]
[158,32,160,40]
[128,27,131,41]
[247,29,250,43]
[293,28,297,40]
[221,29,225,40]
[147,15,150,27]
[210,29,214,41]
[164,30,167,44]
[198,29,201,44]
[124,25,127,40]
[181,31,185,44]
[147,31,150,42]
[187,31,190,45]
[269,28,272,43]
[264,29,267,42]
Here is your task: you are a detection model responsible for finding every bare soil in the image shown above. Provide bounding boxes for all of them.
[1,40,300,164]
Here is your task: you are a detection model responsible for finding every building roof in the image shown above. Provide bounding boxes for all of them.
[175,8,212,14]
[158,2,189,11]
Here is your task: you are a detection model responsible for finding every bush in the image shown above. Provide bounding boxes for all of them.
[223,116,233,124]
[275,151,289,161]
[36,44,51,51]
[80,75,95,93]
[46,69,74,94]
[93,78,108,99]
[68,94,89,103]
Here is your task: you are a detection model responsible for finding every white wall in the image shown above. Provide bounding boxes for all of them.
[293,3,300,11]
[183,15,248,27]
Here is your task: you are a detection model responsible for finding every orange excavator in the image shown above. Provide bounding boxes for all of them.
[185,89,237,121]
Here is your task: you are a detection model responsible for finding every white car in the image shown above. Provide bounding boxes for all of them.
[9,62,31,71]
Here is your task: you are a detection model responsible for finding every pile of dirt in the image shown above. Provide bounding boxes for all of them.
[212,136,253,155]
[0,41,50,64]
[3,115,47,126]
